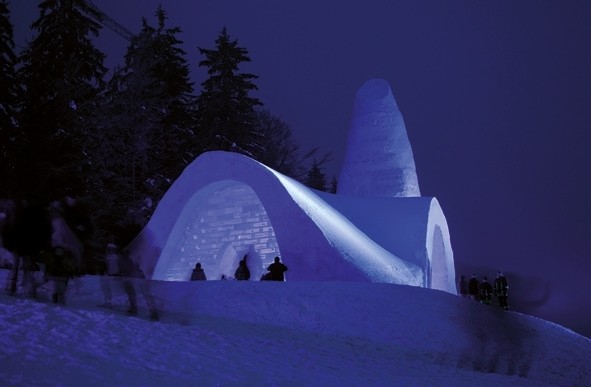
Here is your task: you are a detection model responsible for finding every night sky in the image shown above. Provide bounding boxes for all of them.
[10,1,591,337]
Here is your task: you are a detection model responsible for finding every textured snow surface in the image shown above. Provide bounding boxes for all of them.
[338,79,421,197]
[0,270,589,386]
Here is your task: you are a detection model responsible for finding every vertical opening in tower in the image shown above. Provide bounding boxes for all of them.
[430,225,448,290]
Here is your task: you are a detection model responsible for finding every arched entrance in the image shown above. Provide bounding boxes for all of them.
[430,225,448,291]
[158,180,280,281]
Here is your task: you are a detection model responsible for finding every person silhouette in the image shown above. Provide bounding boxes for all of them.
[458,275,468,297]
[190,262,207,281]
[266,256,288,281]
[468,274,479,301]
[234,255,250,280]
[494,270,510,310]
[479,276,494,305]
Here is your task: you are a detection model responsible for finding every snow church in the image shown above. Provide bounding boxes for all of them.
[130,79,457,294]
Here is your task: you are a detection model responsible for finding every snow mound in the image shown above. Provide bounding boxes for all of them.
[0,270,589,385]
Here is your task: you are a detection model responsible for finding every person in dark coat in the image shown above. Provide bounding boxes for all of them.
[266,256,288,281]
[62,196,95,274]
[458,275,468,297]
[479,276,494,305]
[98,242,121,308]
[494,270,510,310]
[467,274,479,301]
[234,255,251,281]
[190,262,207,281]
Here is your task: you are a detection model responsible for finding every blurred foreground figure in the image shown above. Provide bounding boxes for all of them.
[119,250,159,321]
[45,246,75,304]
[5,198,52,297]
[119,251,138,315]
[97,242,122,308]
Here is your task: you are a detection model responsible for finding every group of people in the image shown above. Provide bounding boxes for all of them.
[97,242,159,321]
[0,196,92,304]
[0,195,160,320]
[190,255,288,282]
[458,271,510,310]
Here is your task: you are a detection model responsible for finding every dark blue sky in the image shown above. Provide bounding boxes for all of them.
[10,1,591,337]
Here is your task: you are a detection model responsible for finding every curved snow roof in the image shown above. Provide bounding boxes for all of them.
[129,151,455,292]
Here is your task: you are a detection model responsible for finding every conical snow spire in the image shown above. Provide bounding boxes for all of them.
[338,79,421,197]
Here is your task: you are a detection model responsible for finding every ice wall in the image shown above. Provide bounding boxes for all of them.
[318,193,456,293]
[338,79,421,197]
[163,182,280,281]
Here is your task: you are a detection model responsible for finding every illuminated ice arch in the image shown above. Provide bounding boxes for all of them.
[157,180,282,281]
[129,151,455,292]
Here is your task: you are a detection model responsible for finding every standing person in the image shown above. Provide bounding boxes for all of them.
[118,250,159,320]
[44,246,75,304]
[190,262,207,281]
[467,274,479,301]
[134,263,160,322]
[479,276,494,305]
[458,275,468,297]
[494,270,510,310]
[62,196,95,274]
[118,251,138,315]
[105,243,121,276]
[234,255,251,281]
[98,243,121,308]
[266,257,288,281]
[6,197,52,297]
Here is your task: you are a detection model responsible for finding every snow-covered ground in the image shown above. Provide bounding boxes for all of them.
[0,269,589,386]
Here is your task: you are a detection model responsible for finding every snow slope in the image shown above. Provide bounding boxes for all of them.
[0,270,589,386]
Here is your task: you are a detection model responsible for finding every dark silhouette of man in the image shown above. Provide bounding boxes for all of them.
[234,255,251,280]
[479,277,494,305]
[458,275,468,297]
[468,274,479,301]
[266,256,288,281]
[494,270,510,310]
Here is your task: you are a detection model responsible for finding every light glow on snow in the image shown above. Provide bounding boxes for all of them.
[0,270,589,385]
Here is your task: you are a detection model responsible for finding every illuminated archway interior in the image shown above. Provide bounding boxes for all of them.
[161,181,280,281]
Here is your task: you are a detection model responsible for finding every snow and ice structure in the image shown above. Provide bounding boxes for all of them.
[129,79,453,292]
[338,79,421,197]
[129,150,456,293]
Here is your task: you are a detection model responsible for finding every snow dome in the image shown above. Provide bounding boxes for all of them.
[129,80,456,294]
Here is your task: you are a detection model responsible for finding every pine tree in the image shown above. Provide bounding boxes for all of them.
[148,6,196,175]
[305,160,327,191]
[254,109,302,177]
[17,0,106,199]
[0,0,21,196]
[196,27,262,157]
[254,108,332,182]
[329,176,338,194]
[88,6,194,233]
